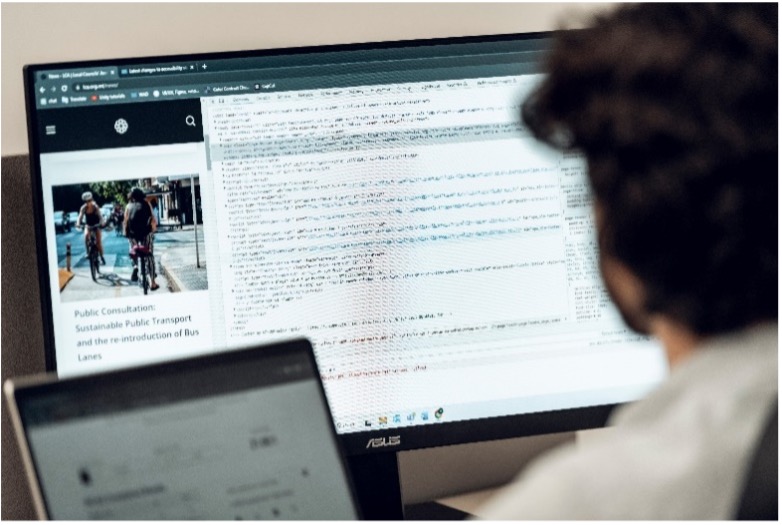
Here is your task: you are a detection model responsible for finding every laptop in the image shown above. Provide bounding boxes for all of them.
[4,339,360,520]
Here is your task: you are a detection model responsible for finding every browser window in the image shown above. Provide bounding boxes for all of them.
[31,39,666,435]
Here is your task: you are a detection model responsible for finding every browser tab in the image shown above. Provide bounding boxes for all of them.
[209,84,253,94]
[40,67,118,81]
[119,63,194,77]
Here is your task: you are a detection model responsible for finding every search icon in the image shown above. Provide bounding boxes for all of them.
[185,115,196,127]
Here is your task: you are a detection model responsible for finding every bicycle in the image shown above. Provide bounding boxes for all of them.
[129,236,155,295]
[80,224,103,282]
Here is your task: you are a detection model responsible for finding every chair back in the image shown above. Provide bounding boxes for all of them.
[736,400,777,520]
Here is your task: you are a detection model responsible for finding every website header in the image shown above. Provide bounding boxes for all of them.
[37,99,204,153]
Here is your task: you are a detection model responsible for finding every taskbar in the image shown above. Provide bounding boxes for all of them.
[334,382,657,435]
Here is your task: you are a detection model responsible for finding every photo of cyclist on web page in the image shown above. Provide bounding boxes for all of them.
[53,176,206,303]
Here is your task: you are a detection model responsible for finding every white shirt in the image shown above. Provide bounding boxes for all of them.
[478,324,778,520]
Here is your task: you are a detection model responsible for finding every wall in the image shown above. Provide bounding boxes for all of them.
[1,2,614,519]
[1,2,610,156]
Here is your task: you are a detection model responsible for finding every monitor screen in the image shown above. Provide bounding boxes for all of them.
[26,33,667,453]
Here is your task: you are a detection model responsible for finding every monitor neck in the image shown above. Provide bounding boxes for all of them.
[347,451,404,519]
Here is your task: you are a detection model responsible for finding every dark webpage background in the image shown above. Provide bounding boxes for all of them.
[36,99,204,153]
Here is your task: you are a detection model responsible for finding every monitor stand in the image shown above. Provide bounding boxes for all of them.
[348,452,406,520]
[347,431,576,520]
[350,453,467,520]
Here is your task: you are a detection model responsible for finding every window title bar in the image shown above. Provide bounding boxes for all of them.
[31,37,549,110]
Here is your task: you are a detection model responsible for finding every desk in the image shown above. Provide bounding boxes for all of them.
[404,427,611,519]
[438,488,500,517]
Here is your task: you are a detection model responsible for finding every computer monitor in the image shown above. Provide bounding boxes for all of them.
[24,32,668,518]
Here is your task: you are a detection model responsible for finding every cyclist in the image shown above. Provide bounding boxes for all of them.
[76,191,105,265]
[124,187,159,290]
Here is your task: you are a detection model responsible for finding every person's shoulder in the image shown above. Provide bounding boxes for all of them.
[478,431,655,520]
[478,352,777,521]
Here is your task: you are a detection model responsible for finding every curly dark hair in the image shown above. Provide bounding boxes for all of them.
[522,4,777,336]
[129,187,147,203]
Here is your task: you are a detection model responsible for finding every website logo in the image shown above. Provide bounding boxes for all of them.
[114,118,129,135]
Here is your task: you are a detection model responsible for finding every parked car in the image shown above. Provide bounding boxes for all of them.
[66,211,79,226]
[53,211,71,233]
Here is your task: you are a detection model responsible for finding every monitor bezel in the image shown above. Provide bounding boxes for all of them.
[24,30,622,458]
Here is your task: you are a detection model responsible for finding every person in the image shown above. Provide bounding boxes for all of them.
[112,204,124,236]
[76,191,105,265]
[124,187,159,291]
[151,198,161,228]
[479,4,777,520]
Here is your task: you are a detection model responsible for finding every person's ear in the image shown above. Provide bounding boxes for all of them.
[599,253,652,335]
[593,201,651,334]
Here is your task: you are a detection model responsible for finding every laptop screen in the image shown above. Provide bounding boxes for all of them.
[10,340,359,520]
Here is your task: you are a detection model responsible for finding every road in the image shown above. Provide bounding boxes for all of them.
[57,226,172,302]
[57,223,207,302]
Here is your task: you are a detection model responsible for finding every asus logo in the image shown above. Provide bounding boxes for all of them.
[366,435,401,449]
